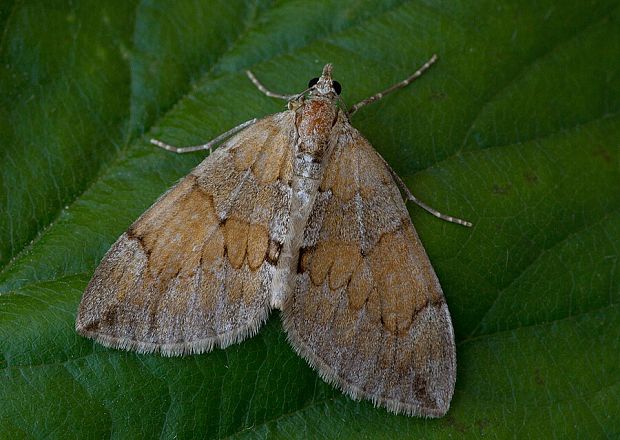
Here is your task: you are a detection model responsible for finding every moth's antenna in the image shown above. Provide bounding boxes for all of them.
[348,54,438,116]
[150,118,258,154]
[246,70,297,101]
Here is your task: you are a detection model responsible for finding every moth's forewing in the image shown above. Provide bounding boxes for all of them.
[76,113,295,356]
[282,126,456,417]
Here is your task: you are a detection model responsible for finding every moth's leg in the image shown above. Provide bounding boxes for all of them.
[348,54,438,116]
[150,118,258,154]
[382,158,472,227]
[246,70,297,101]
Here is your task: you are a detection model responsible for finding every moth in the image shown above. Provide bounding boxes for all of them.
[76,55,472,417]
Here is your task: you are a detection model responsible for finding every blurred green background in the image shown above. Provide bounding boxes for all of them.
[0,1,618,438]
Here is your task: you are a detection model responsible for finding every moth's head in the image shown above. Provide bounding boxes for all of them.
[307,64,342,97]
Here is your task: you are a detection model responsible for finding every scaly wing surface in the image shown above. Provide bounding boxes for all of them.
[77,113,294,355]
[283,126,456,416]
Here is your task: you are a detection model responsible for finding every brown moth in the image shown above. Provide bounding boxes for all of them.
[76,55,472,418]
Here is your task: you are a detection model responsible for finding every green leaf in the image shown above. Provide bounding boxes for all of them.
[1,0,618,438]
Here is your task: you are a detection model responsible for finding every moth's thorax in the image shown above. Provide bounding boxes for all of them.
[294,97,338,175]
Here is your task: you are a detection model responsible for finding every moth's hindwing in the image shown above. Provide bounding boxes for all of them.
[282,126,456,417]
[76,113,295,356]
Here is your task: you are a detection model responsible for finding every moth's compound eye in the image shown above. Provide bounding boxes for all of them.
[333,81,342,95]
[308,77,319,88]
